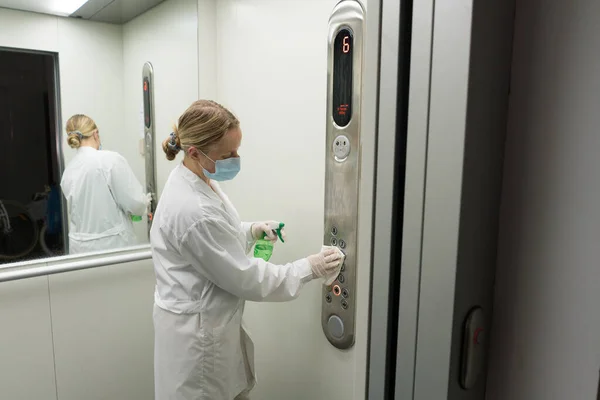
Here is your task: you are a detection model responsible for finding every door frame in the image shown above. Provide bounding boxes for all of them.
[366,0,426,397]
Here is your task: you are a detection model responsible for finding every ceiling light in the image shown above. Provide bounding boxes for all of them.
[48,0,89,16]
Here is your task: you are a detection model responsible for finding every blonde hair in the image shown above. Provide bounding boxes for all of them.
[66,114,98,149]
[163,100,239,161]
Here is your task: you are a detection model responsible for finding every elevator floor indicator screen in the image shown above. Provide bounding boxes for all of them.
[143,77,152,128]
[333,28,353,127]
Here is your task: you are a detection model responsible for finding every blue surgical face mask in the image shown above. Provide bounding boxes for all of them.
[200,151,240,182]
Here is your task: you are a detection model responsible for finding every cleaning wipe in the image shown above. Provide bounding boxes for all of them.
[322,245,346,286]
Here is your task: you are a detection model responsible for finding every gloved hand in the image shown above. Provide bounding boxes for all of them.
[145,193,154,212]
[251,221,286,243]
[308,246,344,279]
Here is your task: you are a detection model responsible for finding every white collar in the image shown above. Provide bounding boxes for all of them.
[177,162,223,205]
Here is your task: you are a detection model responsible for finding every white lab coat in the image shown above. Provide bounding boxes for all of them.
[60,147,147,254]
[151,163,314,400]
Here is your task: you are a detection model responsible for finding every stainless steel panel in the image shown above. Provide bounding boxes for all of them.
[142,62,157,235]
[322,0,365,350]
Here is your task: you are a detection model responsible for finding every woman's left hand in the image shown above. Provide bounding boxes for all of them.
[251,221,286,243]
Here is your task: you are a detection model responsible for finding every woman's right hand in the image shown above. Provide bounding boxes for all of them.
[308,246,344,278]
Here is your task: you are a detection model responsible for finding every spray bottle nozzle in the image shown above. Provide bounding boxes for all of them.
[262,222,285,243]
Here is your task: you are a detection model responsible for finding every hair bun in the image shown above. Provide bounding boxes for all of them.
[67,133,82,149]
[162,132,181,161]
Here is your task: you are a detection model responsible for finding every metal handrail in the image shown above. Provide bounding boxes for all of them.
[0,250,152,283]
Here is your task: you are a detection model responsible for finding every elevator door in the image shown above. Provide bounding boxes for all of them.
[368,0,515,399]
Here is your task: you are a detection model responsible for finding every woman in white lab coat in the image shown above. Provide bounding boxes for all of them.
[151,100,343,400]
[60,114,149,254]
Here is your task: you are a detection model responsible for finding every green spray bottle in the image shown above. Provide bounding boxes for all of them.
[254,222,285,261]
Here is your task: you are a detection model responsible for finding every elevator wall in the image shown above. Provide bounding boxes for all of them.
[486,0,600,398]
[200,0,374,398]
[122,0,199,241]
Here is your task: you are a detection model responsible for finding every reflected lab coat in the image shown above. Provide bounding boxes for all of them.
[60,147,147,254]
[151,163,314,400]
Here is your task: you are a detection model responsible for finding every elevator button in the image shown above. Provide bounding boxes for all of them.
[338,274,345,284]
[327,315,344,339]
[333,135,351,160]
[325,294,332,303]
[341,300,348,310]
[340,263,346,272]
[331,226,338,236]
[330,237,338,246]
[342,288,349,298]
[339,240,346,249]
[332,285,341,296]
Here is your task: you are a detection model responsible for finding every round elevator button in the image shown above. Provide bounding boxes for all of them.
[333,135,351,160]
[327,315,344,339]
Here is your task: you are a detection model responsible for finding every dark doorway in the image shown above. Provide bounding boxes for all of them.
[0,48,65,263]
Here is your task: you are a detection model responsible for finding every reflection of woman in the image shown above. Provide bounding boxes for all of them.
[60,114,149,254]
[151,100,343,399]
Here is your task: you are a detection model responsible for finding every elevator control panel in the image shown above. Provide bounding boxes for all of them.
[142,62,157,234]
[322,0,365,350]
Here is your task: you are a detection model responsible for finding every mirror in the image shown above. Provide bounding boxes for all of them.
[0,0,199,264]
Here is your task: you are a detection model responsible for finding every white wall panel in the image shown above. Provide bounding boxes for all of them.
[123,0,199,199]
[0,8,58,52]
[215,1,371,399]
[0,276,57,400]
[57,18,124,167]
[47,259,155,400]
